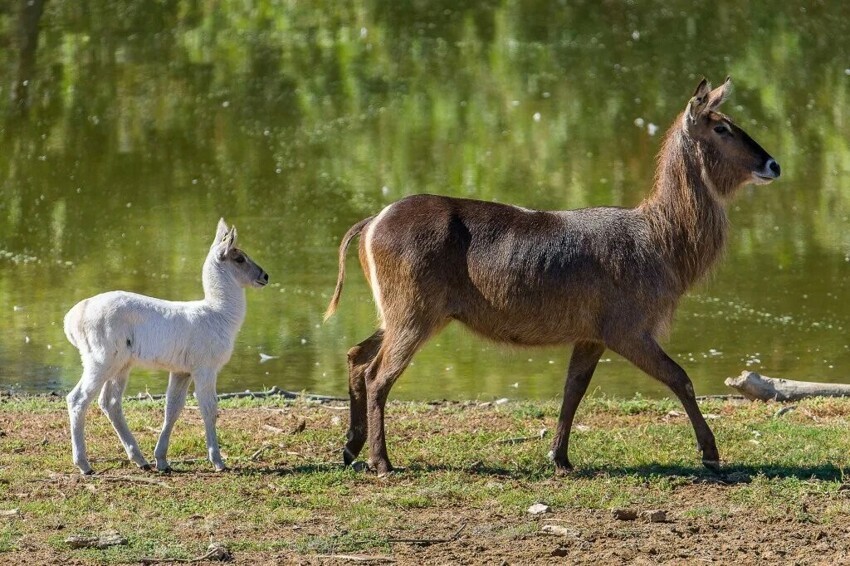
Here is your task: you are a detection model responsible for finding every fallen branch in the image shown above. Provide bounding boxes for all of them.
[388,522,467,545]
[126,385,345,404]
[725,371,850,402]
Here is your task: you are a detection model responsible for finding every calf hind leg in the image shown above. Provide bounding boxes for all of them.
[344,331,383,466]
[67,366,109,475]
[98,370,150,470]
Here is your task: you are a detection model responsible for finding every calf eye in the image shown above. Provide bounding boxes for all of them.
[235,255,246,264]
[713,124,730,134]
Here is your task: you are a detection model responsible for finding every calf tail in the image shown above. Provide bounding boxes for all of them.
[324,217,374,321]
[63,300,87,352]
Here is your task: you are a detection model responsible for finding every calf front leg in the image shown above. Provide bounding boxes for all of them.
[193,369,226,471]
[154,372,192,472]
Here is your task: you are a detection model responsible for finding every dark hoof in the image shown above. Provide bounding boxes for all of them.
[140,464,153,472]
[343,446,358,466]
[369,460,394,476]
[82,469,95,476]
[157,466,173,474]
[350,461,369,473]
[549,450,573,475]
[702,459,722,474]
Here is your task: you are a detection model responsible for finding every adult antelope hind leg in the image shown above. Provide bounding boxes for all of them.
[609,333,720,471]
[344,330,384,466]
[550,340,606,472]
[364,322,441,474]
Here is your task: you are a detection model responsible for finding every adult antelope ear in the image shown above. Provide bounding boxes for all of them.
[707,76,732,111]
[685,78,712,125]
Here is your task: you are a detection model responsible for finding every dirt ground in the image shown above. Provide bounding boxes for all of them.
[2,397,849,565]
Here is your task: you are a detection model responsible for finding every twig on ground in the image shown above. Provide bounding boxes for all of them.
[140,543,232,564]
[315,554,395,563]
[250,445,273,461]
[388,522,467,545]
[493,429,547,445]
[92,475,171,488]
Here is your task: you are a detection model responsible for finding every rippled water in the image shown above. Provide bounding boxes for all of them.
[2,2,850,400]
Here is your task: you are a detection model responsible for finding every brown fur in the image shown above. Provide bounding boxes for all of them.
[325,78,780,474]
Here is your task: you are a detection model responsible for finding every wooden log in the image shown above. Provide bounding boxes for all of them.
[724,371,850,402]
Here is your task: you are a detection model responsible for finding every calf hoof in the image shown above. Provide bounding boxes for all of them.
[214,464,229,473]
[157,466,173,474]
[140,463,153,472]
[343,446,358,467]
[81,468,95,476]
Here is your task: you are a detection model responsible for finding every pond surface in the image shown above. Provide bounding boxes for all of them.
[2,1,850,400]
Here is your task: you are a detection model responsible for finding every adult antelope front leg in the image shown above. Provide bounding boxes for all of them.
[609,334,720,471]
[550,341,606,472]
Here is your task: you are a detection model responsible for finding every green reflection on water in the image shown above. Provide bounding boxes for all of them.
[1,1,850,399]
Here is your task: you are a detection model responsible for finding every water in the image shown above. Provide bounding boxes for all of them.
[2,1,850,400]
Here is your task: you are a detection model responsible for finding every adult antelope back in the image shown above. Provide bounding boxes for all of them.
[325,77,780,475]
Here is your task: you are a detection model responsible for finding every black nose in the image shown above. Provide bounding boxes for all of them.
[262,272,269,283]
[769,160,781,177]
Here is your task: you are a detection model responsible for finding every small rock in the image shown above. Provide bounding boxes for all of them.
[0,509,20,518]
[528,503,551,515]
[611,508,638,521]
[494,398,509,405]
[643,510,668,523]
[550,546,569,557]
[666,410,683,418]
[541,525,580,537]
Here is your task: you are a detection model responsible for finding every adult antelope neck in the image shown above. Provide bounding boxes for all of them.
[639,113,729,292]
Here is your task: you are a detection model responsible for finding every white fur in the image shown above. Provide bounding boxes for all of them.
[64,219,266,474]
[364,203,393,328]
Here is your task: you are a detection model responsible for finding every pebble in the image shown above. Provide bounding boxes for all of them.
[528,503,551,515]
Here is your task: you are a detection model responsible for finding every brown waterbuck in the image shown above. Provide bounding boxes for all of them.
[325,77,780,474]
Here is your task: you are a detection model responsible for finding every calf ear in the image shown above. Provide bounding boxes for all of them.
[707,76,732,111]
[214,218,229,245]
[686,78,711,124]
[217,227,237,260]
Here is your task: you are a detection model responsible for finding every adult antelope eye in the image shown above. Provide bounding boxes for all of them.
[235,255,246,264]
[713,124,730,134]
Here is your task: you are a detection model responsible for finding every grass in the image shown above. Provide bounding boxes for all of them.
[0,394,849,563]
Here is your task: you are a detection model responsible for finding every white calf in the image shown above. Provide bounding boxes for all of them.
[64,219,268,474]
